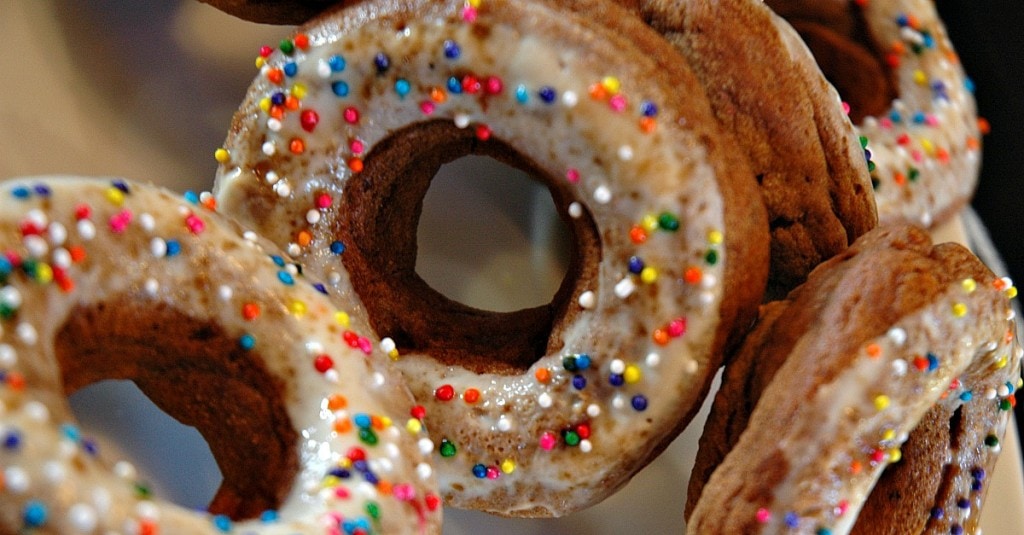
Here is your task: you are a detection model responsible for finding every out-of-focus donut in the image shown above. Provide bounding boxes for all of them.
[688,225,1022,534]
[0,176,441,534]
[765,0,983,228]
[198,0,337,25]
[213,0,771,517]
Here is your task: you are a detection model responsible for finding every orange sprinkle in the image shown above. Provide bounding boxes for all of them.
[535,368,551,383]
[242,302,260,320]
[683,266,702,284]
[936,147,950,163]
[294,33,309,50]
[267,68,284,85]
[297,230,312,247]
[977,117,991,135]
[57,277,75,293]
[639,116,657,134]
[653,328,670,346]
[69,245,87,263]
[464,388,481,404]
[865,343,882,358]
[6,372,25,391]
[850,459,863,475]
[377,480,393,496]
[269,105,285,120]
[371,415,385,430]
[429,87,447,104]
[629,225,648,244]
[202,196,217,211]
[993,278,1008,291]
[966,136,980,151]
[588,83,607,101]
[285,95,300,111]
[327,394,348,411]
[893,171,907,186]
[289,138,305,154]
[334,418,353,434]
[348,157,364,173]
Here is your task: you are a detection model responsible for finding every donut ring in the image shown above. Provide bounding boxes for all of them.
[0,177,441,534]
[626,0,878,293]
[213,0,770,516]
[687,225,1022,534]
[764,0,983,228]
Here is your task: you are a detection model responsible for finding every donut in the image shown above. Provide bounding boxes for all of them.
[197,0,337,25]
[686,225,1022,534]
[0,177,441,534]
[624,0,878,293]
[763,0,983,228]
[212,0,771,516]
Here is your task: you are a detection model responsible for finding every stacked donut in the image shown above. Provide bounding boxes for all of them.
[0,0,1018,534]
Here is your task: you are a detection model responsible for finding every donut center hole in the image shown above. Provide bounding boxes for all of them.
[416,155,571,312]
[56,301,299,521]
[68,380,222,510]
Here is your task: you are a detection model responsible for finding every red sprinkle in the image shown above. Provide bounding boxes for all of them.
[314,354,334,373]
[435,384,455,401]
[300,110,320,132]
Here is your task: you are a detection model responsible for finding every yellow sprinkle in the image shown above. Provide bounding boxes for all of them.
[335,311,350,327]
[468,0,482,7]
[105,187,125,206]
[882,429,896,441]
[289,300,307,317]
[338,458,352,469]
[921,138,935,155]
[255,56,266,69]
[889,448,902,463]
[707,229,723,245]
[913,70,927,85]
[1007,286,1018,299]
[34,263,53,284]
[624,364,641,384]
[292,83,308,100]
[873,394,890,411]
[214,148,230,164]
[379,416,392,428]
[641,214,659,232]
[259,97,272,113]
[388,349,400,361]
[601,76,621,95]
[961,278,977,293]
[321,475,340,488]
[640,267,658,284]
[952,303,968,317]
[406,419,422,434]
[500,459,516,474]
[995,355,1008,369]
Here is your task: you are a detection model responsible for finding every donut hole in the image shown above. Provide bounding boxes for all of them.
[56,300,299,521]
[341,120,601,375]
[765,0,899,123]
[416,154,571,312]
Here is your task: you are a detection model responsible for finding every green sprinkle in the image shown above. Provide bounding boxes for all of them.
[440,438,457,457]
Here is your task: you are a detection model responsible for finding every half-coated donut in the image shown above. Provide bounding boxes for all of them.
[0,177,441,534]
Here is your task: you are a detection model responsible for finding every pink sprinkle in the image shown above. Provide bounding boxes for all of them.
[343,106,360,124]
[835,500,849,517]
[350,139,365,154]
[393,483,416,501]
[315,193,333,209]
[841,101,851,115]
[925,114,940,127]
[539,432,556,451]
[879,117,893,129]
[420,101,436,115]
[484,76,503,95]
[462,6,478,22]
[486,466,500,479]
[185,214,205,234]
[357,336,373,355]
[911,149,924,162]
[756,508,771,524]
[566,168,580,183]
[609,94,627,112]
[109,210,133,233]
[667,317,687,337]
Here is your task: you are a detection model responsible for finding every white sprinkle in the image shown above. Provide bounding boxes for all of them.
[381,337,397,354]
[23,401,48,422]
[645,352,661,368]
[372,372,386,387]
[52,248,72,269]
[285,264,299,276]
[357,481,378,498]
[612,395,626,410]
[139,213,156,232]
[25,209,47,229]
[0,344,16,367]
[218,285,233,301]
[48,222,68,246]
[617,145,634,161]
[562,90,578,107]
[16,323,37,346]
[306,209,322,224]
[306,341,325,355]
[135,501,160,521]
[323,369,340,383]
[537,392,553,408]
[113,461,137,480]
[998,384,1011,397]
[416,462,433,480]
[243,231,260,243]
[287,243,301,256]
[701,273,718,289]
[77,220,96,240]
[4,467,29,493]
[267,118,283,132]
[683,358,699,374]
[887,327,908,346]
[985,387,998,400]
[317,60,332,78]
[609,359,625,374]
[982,341,998,352]
[58,440,77,459]
[265,171,281,185]
[614,277,635,299]
[199,191,214,205]
[577,290,596,309]
[1,286,23,309]
[567,202,583,219]
[274,179,291,197]
[586,404,601,418]
[23,235,48,258]
[262,141,276,156]
[144,279,159,296]
[91,488,112,515]
[579,439,592,453]
[593,185,612,204]
[891,358,908,377]
[454,114,471,128]
[377,457,395,473]
[150,237,167,258]
[68,503,99,533]
[176,206,191,217]
[418,438,434,455]
[496,416,512,432]
[700,291,715,306]
[42,461,66,483]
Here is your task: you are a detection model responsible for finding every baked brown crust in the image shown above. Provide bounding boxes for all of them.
[198,0,338,25]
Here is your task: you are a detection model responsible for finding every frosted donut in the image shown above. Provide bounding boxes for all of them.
[0,177,441,534]
[625,0,878,293]
[687,225,1022,534]
[764,0,983,228]
[213,0,771,516]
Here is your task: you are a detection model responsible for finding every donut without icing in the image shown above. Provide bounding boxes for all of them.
[212,0,771,517]
[624,0,878,294]
[765,0,983,228]
[0,177,441,534]
[686,225,1022,534]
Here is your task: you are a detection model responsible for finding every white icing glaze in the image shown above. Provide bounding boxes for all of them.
[0,177,440,534]
[214,0,735,516]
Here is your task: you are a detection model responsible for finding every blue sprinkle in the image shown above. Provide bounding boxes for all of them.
[927,353,939,371]
[330,241,346,255]
[443,39,461,59]
[631,395,648,411]
[373,52,390,74]
[922,33,934,49]
[447,76,463,94]
[640,100,658,117]
[328,467,351,479]
[472,464,488,478]
[312,282,328,295]
[889,110,903,123]
[332,81,350,97]
[4,430,21,450]
[964,77,975,93]
[538,86,556,104]
[328,54,346,72]
[283,62,298,77]
[33,184,52,197]
[213,514,232,532]
[270,255,285,267]
[260,510,279,523]
[575,354,591,370]
[930,507,944,520]
[950,525,963,535]
[165,240,181,257]
[81,438,99,456]
[183,191,200,204]
[912,111,927,124]
[896,14,909,27]
[60,423,81,442]
[394,78,411,98]
[959,391,973,402]
[23,501,47,527]
[572,375,586,390]
[628,256,644,274]
[353,413,372,428]
[353,460,369,473]
[277,271,295,285]
[239,334,256,350]
[957,498,970,509]
[10,186,30,199]
[971,467,986,481]
[111,180,130,194]
[609,373,624,387]
[270,92,286,106]
[784,512,799,528]
[0,256,13,277]
[515,84,529,104]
